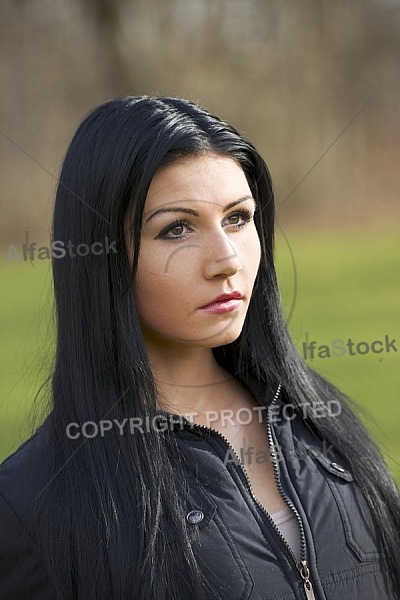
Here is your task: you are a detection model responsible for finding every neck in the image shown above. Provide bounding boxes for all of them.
[144,339,236,418]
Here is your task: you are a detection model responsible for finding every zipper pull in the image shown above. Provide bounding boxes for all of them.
[297,561,316,600]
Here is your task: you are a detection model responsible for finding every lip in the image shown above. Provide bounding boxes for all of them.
[198,291,244,313]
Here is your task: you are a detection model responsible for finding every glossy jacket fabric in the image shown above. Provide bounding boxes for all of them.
[0,377,397,599]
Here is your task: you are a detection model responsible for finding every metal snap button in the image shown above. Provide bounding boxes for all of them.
[331,462,345,473]
[186,510,204,524]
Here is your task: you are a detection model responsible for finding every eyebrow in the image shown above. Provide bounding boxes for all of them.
[145,196,256,223]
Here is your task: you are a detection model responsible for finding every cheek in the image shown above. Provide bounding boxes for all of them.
[134,273,178,333]
[242,228,261,278]
[133,245,164,320]
[133,245,191,328]
[136,239,198,278]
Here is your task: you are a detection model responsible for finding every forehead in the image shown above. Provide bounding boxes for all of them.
[144,154,251,213]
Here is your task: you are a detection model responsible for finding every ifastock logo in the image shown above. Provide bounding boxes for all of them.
[223,438,336,466]
[5,231,117,262]
[302,332,397,360]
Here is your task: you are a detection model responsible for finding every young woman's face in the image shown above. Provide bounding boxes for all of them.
[126,153,261,349]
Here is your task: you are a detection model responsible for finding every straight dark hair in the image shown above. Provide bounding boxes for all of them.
[31,96,400,599]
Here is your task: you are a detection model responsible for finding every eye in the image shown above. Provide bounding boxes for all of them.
[227,214,241,225]
[156,219,193,242]
[169,224,185,236]
[225,209,253,228]
[155,208,254,243]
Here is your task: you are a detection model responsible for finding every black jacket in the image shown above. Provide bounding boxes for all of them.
[0,379,397,599]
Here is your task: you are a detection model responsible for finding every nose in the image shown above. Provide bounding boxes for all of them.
[202,231,242,279]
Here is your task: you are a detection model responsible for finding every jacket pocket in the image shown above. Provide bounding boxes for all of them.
[308,447,383,562]
[166,472,254,600]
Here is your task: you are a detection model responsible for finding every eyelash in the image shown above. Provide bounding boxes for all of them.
[156,209,254,242]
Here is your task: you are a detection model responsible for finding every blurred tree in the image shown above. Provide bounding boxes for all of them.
[0,0,399,243]
[80,0,136,94]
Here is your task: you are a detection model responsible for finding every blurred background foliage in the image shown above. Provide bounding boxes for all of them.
[0,0,399,479]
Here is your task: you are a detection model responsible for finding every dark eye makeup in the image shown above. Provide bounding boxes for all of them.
[155,208,254,242]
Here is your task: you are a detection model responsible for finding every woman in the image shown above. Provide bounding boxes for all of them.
[0,96,399,600]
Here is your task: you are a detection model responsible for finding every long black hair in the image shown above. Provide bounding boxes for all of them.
[32,96,400,599]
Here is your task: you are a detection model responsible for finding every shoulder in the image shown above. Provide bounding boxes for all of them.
[0,418,55,599]
[0,416,51,517]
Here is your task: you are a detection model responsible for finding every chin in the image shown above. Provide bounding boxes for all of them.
[200,323,244,348]
[146,313,246,346]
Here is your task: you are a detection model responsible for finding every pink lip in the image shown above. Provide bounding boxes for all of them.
[198,291,243,314]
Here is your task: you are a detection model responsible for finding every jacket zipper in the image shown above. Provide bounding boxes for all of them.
[159,383,316,600]
[266,385,316,600]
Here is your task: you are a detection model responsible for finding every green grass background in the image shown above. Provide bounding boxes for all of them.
[1,228,399,483]
[275,227,400,483]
